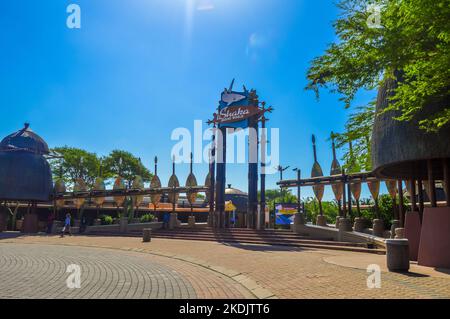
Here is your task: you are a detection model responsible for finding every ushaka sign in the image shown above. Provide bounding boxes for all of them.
[207,79,261,129]
[209,105,262,125]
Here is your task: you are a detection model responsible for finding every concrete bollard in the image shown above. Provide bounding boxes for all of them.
[390,220,400,239]
[143,228,152,243]
[353,217,365,232]
[395,228,405,239]
[188,216,196,228]
[169,213,178,230]
[386,239,410,272]
[316,215,327,227]
[372,219,385,237]
[293,213,306,233]
[119,217,128,233]
[335,216,341,229]
[338,218,353,232]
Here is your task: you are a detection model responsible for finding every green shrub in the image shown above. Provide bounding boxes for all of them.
[140,214,155,223]
[100,215,113,225]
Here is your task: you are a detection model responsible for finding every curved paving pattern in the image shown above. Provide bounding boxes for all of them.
[0,244,252,299]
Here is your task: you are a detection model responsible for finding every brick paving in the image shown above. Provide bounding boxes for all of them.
[0,243,252,299]
[1,235,450,299]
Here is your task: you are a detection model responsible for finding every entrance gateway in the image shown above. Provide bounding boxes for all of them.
[207,80,272,229]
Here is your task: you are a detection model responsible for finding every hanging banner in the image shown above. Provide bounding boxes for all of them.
[275,203,298,225]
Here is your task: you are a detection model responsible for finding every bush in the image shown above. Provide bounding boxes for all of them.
[140,214,156,223]
[100,215,113,225]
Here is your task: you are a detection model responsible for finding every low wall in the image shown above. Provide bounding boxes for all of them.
[85,222,163,234]
[294,224,386,248]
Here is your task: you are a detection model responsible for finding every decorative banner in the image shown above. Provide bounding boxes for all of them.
[113,177,126,207]
[185,173,198,205]
[385,180,397,199]
[92,177,106,207]
[54,178,66,209]
[131,175,144,208]
[275,203,297,225]
[350,182,362,201]
[204,172,211,203]
[168,174,180,204]
[330,134,343,201]
[73,178,87,209]
[150,175,162,206]
[367,180,380,200]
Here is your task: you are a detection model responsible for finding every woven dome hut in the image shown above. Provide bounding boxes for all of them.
[0,123,52,202]
[371,77,450,180]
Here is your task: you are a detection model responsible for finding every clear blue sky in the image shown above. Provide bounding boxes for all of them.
[0,0,380,200]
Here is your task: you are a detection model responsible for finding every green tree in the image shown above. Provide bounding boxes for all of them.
[259,189,298,209]
[303,198,339,224]
[307,0,450,163]
[50,146,104,188]
[103,150,152,187]
[332,104,375,172]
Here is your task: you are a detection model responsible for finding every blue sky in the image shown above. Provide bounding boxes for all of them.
[0,0,379,200]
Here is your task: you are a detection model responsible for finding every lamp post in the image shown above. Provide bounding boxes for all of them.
[293,168,301,213]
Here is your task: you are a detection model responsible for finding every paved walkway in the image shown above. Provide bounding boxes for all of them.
[0,243,252,299]
[1,234,450,299]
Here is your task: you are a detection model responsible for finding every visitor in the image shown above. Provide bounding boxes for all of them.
[60,213,72,237]
[163,212,170,229]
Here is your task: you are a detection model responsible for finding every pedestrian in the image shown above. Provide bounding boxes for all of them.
[163,212,170,229]
[60,213,72,237]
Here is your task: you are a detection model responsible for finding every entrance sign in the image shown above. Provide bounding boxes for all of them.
[216,80,258,129]
[210,105,262,125]
[275,203,297,225]
[208,79,273,229]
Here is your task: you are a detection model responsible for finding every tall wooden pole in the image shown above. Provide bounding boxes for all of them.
[398,180,405,227]
[260,112,267,229]
[248,116,259,229]
[209,125,216,227]
[342,170,347,218]
[417,179,424,221]
[427,159,437,207]
[215,126,227,228]
[443,159,450,207]
[409,179,417,212]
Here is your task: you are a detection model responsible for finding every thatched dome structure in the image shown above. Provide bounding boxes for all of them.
[0,124,53,202]
[371,77,450,180]
[224,185,248,213]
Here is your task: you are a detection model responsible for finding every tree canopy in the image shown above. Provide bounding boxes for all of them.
[50,146,104,188]
[50,147,152,189]
[102,150,152,187]
[307,0,450,168]
[259,189,298,208]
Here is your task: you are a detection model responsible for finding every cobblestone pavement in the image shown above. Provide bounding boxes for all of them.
[0,243,252,299]
[1,235,450,299]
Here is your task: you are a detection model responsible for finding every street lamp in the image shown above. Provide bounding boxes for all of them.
[293,168,301,213]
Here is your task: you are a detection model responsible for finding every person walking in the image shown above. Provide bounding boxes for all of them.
[60,213,72,237]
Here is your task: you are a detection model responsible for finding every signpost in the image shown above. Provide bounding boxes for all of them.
[208,80,272,229]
